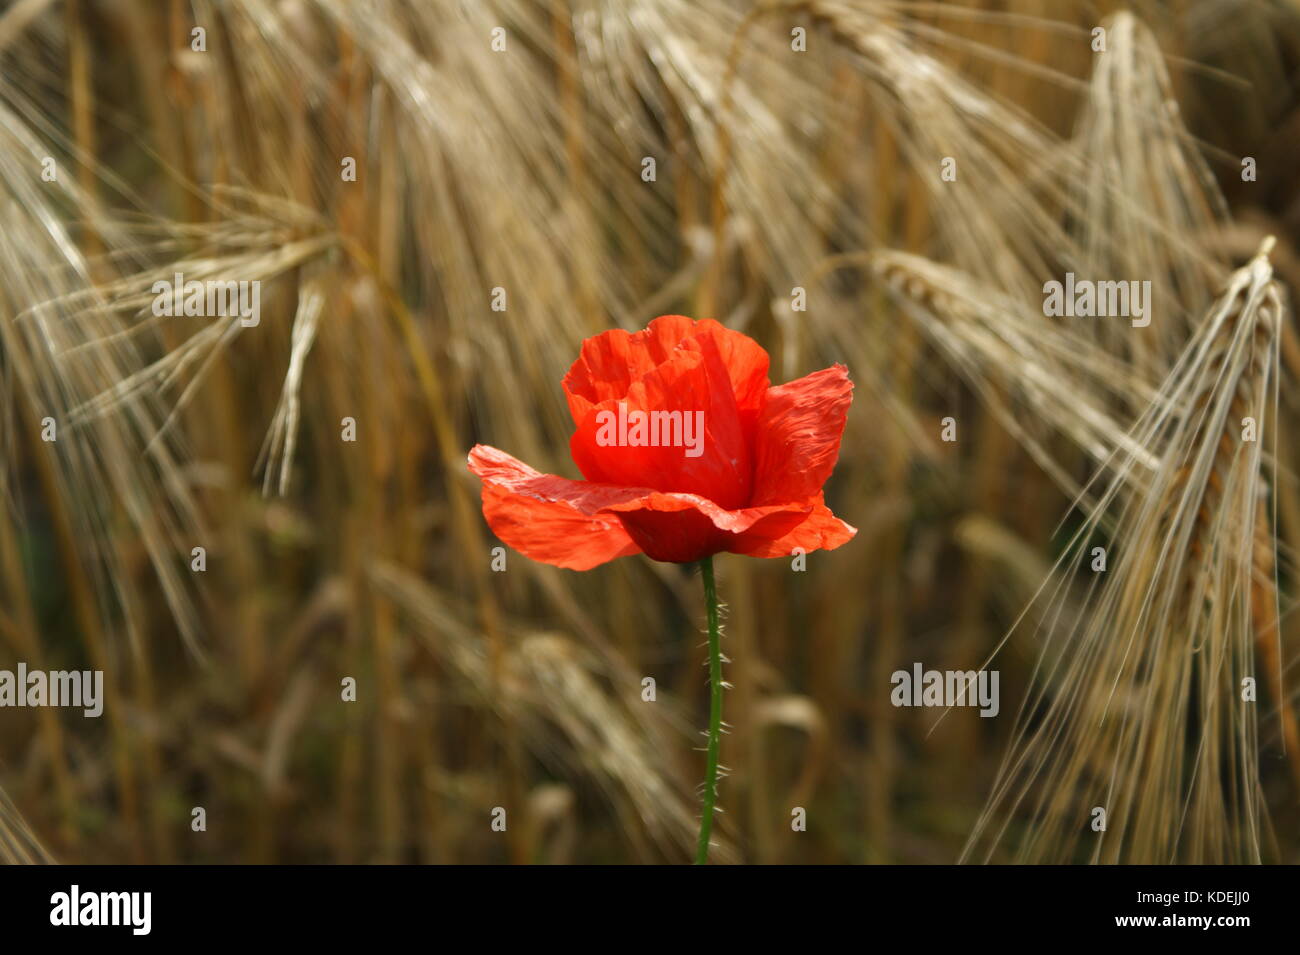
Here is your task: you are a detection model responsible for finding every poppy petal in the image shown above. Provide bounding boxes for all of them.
[751,364,853,506]
[601,494,814,563]
[568,341,752,509]
[562,315,770,425]
[562,315,698,423]
[469,444,821,565]
[686,318,770,419]
[728,496,857,558]
[470,444,653,512]
[480,485,641,569]
[469,446,643,569]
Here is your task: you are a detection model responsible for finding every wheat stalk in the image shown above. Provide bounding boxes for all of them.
[965,239,1284,863]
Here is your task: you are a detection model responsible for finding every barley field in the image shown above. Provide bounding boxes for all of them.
[1,0,1299,865]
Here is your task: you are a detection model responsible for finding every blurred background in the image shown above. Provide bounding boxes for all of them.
[1,0,1299,864]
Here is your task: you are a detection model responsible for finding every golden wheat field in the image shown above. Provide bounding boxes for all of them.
[0,0,1298,868]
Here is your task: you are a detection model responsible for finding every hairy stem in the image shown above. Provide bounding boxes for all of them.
[695,555,723,865]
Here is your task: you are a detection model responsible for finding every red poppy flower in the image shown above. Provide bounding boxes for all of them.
[467,315,856,568]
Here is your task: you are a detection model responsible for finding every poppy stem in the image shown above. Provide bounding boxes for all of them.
[695,555,723,865]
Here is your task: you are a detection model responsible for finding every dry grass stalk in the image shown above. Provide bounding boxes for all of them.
[965,240,1284,863]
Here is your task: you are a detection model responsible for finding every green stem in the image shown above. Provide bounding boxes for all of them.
[695,555,723,865]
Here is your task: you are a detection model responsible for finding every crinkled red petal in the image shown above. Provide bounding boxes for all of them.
[751,364,852,506]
